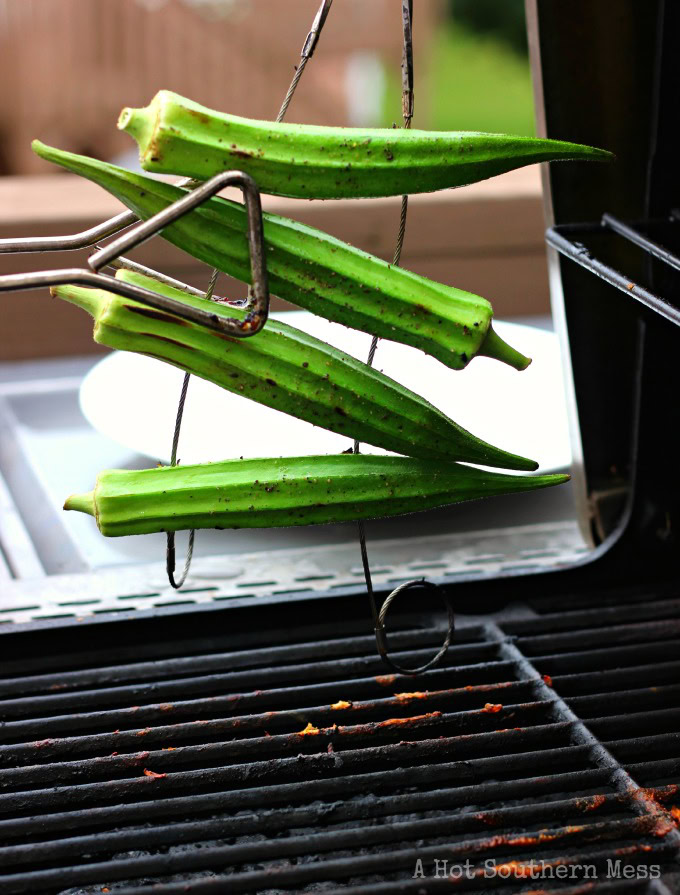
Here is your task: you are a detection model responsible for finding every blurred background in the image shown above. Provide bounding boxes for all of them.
[0,1,579,578]
[0,0,534,176]
[0,0,547,361]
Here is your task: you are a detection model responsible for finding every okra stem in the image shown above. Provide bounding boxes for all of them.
[478,325,532,371]
[63,492,95,516]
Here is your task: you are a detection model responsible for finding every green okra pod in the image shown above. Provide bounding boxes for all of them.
[52,269,537,470]
[32,141,531,373]
[65,454,569,536]
[119,90,613,199]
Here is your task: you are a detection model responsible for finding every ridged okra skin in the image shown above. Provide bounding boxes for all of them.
[65,455,569,536]
[32,141,530,373]
[51,269,537,470]
[119,90,613,199]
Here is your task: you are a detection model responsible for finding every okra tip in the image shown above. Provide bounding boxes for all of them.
[31,139,80,170]
[478,324,532,371]
[64,491,95,517]
[31,139,53,163]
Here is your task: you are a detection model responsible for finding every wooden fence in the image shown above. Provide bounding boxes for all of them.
[0,0,441,174]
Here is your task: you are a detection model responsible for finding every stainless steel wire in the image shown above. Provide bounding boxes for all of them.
[165,262,221,588]
[1,0,454,662]
[355,0,455,675]
[376,579,455,674]
[165,0,334,588]
[0,210,138,254]
[165,372,194,590]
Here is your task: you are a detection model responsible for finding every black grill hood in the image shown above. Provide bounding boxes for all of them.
[527,0,680,586]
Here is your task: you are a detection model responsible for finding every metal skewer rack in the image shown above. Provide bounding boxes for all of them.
[0,0,475,671]
[1,4,680,890]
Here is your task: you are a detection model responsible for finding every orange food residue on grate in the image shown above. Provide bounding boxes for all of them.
[143,768,167,779]
[298,722,321,736]
[482,702,503,713]
[375,674,397,686]
[542,674,553,687]
[377,712,441,728]
[508,826,583,848]
[331,700,352,710]
[575,794,606,812]
[641,784,678,801]
[394,691,428,702]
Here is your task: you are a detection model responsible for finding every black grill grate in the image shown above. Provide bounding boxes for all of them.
[0,593,679,893]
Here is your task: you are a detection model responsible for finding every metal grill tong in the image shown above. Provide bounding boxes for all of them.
[0,171,270,335]
[0,0,453,673]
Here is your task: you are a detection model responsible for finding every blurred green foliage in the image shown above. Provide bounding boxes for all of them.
[448,0,528,56]
[383,19,535,136]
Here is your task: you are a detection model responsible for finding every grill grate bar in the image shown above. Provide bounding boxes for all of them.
[0,662,521,736]
[0,679,536,765]
[0,817,667,895]
[490,622,680,849]
[0,792,638,873]
[532,649,680,678]
[0,736,595,817]
[0,662,519,738]
[0,626,492,698]
[323,875,675,895]
[104,839,677,895]
[567,683,680,715]
[603,732,680,763]
[626,758,680,784]
[588,708,680,740]
[513,618,680,654]
[0,717,578,798]
[0,607,677,892]
[552,662,680,695]
[528,582,680,613]
[0,650,508,722]
[0,764,624,844]
[4,731,677,816]
[3,643,675,747]
[504,597,680,636]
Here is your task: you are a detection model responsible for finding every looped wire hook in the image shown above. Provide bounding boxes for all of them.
[353,0,454,673]
[374,579,455,676]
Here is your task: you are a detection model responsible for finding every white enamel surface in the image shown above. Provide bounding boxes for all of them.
[80,313,570,472]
